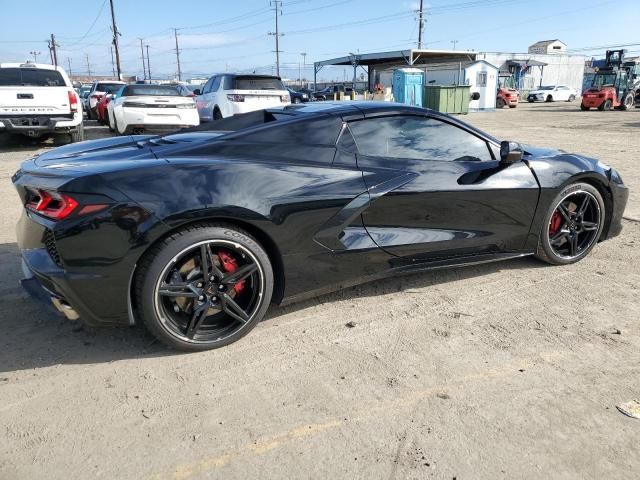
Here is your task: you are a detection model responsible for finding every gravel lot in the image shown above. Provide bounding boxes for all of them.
[1,102,639,479]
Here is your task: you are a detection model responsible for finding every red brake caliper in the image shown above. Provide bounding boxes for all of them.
[217,250,245,294]
[549,211,562,236]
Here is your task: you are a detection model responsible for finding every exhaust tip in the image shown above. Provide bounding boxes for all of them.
[51,297,80,321]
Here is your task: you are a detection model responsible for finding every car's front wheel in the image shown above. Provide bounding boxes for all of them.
[535,182,605,265]
[135,224,274,351]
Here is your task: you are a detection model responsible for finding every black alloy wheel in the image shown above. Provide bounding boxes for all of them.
[536,183,604,265]
[136,224,273,351]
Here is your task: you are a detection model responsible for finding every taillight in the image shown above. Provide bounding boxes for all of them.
[226,94,245,102]
[25,189,108,220]
[68,90,79,113]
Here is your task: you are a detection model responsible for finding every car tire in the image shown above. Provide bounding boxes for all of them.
[580,103,589,111]
[496,98,506,109]
[213,107,223,120]
[568,94,576,102]
[535,182,605,266]
[527,98,534,103]
[508,104,517,108]
[546,95,553,102]
[135,223,274,351]
[87,107,96,120]
[599,99,613,111]
[620,93,634,111]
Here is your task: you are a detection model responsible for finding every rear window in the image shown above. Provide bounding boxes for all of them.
[96,83,124,93]
[0,68,66,87]
[228,76,284,91]
[121,85,180,97]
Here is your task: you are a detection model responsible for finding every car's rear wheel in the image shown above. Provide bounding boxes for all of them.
[136,224,274,351]
[535,183,604,265]
[568,94,576,102]
[496,98,506,108]
[213,107,223,120]
[580,103,589,111]
[546,95,553,102]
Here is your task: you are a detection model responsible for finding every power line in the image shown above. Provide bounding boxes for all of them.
[139,38,147,79]
[109,0,122,79]
[61,0,108,47]
[174,28,182,81]
[268,1,284,77]
[417,0,425,49]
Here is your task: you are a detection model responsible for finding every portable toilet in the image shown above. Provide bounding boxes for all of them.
[392,68,424,106]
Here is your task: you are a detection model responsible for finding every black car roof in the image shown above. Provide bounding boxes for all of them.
[271,101,436,119]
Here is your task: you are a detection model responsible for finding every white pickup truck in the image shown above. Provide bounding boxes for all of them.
[0,62,84,145]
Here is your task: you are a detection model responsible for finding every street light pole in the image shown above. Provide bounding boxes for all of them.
[29,51,41,63]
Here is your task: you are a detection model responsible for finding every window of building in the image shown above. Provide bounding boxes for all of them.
[476,72,488,87]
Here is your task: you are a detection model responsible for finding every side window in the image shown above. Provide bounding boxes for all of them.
[223,75,234,90]
[202,77,215,94]
[210,76,222,92]
[349,116,493,162]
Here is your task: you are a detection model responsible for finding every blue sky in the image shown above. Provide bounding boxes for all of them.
[1,0,638,81]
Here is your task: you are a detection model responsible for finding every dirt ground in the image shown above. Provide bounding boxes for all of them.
[1,102,638,480]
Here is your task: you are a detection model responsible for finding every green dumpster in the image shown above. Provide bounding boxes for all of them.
[423,85,471,114]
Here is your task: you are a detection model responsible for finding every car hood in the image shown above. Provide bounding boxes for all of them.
[522,144,565,157]
[528,89,550,95]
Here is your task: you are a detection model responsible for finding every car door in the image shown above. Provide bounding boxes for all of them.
[197,76,216,121]
[348,114,540,263]
[556,86,568,100]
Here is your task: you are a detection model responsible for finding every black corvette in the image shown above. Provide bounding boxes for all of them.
[13,102,628,351]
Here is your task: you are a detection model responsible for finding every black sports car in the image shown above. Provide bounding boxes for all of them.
[13,102,628,351]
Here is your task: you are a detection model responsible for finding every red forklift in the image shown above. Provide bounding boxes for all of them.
[581,49,640,111]
[496,73,519,108]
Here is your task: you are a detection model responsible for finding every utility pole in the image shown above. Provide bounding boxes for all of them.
[49,34,59,66]
[417,0,425,49]
[139,38,147,80]
[29,51,41,63]
[110,46,116,77]
[67,58,72,77]
[174,28,182,81]
[146,45,151,82]
[269,1,283,77]
[109,0,122,79]
[451,40,458,50]
[300,52,306,87]
[85,53,92,78]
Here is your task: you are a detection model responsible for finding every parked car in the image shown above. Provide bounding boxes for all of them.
[14,102,628,351]
[195,74,290,121]
[107,84,199,135]
[287,87,310,104]
[87,80,125,120]
[298,88,324,101]
[527,85,577,102]
[81,89,91,112]
[0,62,83,145]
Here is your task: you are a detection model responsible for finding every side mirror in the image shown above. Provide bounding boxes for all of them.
[193,89,201,96]
[500,141,523,165]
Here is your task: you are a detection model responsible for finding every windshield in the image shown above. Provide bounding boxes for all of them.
[592,73,617,87]
[96,83,124,93]
[231,76,284,91]
[539,86,555,90]
[0,68,65,86]
[122,85,180,96]
[498,76,515,89]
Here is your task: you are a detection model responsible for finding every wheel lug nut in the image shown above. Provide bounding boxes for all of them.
[197,283,203,288]
[198,295,204,301]
[212,296,218,302]
[173,305,180,312]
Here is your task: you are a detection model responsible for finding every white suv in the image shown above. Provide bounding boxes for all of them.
[0,62,83,145]
[195,74,290,121]
[87,80,125,120]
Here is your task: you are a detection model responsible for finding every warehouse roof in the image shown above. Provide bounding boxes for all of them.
[529,39,566,48]
[314,49,478,68]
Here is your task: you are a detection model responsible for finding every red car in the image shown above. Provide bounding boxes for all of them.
[96,94,112,125]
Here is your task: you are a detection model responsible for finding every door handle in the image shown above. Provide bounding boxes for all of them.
[17,93,34,99]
